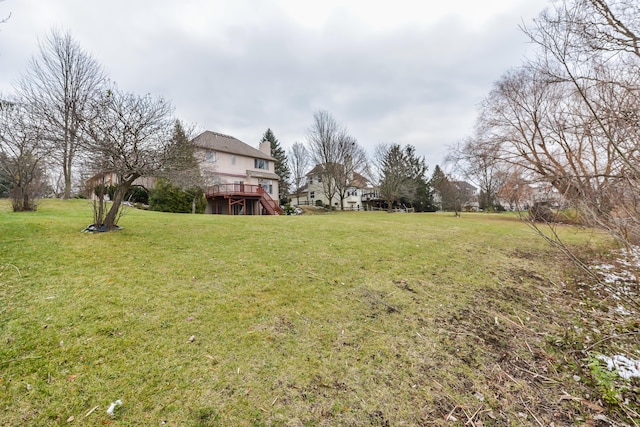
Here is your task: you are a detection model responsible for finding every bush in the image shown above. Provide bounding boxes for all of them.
[0,172,11,198]
[125,186,150,204]
[149,179,205,213]
[282,203,296,215]
[529,202,555,222]
[315,200,324,207]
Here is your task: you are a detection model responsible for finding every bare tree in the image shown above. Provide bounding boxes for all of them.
[333,133,368,210]
[447,135,507,210]
[0,99,52,211]
[288,141,309,205]
[16,28,107,199]
[305,110,367,209]
[461,0,640,317]
[83,88,175,230]
[496,167,533,210]
[515,0,640,241]
[306,110,342,207]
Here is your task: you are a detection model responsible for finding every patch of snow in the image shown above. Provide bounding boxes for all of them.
[614,305,631,316]
[589,246,639,299]
[596,354,640,380]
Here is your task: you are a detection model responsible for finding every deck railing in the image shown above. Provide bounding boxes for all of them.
[205,183,263,197]
[205,184,283,215]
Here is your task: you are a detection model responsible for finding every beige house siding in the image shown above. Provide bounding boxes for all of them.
[192,131,281,215]
[294,164,370,210]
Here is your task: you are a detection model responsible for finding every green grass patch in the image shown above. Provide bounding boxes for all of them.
[0,199,622,425]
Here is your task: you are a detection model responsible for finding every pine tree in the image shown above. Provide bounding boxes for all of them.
[429,165,448,211]
[261,128,290,204]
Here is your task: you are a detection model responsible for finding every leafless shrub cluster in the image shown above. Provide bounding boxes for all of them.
[0,100,51,211]
[450,0,640,304]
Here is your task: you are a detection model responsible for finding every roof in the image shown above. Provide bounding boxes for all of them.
[452,180,477,193]
[247,170,280,180]
[306,163,370,187]
[192,131,274,161]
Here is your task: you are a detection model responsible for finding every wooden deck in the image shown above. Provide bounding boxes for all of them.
[205,184,282,215]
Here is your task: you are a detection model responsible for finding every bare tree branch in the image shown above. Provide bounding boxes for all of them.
[82,88,175,229]
[16,28,107,199]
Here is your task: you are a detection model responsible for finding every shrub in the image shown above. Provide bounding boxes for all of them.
[149,179,205,213]
[282,203,296,215]
[529,202,555,223]
[125,186,150,204]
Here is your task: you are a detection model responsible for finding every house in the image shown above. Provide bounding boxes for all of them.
[292,163,372,210]
[84,172,155,200]
[192,131,282,215]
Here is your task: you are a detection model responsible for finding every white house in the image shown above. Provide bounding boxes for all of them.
[291,163,373,210]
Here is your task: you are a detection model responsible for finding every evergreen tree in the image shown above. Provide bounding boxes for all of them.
[429,165,473,215]
[0,164,11,198]
[149,178,205,213]
[413,175,437,212]
[429,165,448,211]
[161,120,203,213]
[377,144,430,211]
[261,128,290,204]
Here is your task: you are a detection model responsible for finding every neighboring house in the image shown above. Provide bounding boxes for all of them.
[292,164,372,210]
[192,131,282,215]
[453,180,479,211]
[85,172,155,200]
[289,183,310,206]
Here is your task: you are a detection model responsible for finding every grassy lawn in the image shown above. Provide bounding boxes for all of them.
[0,199,632,426]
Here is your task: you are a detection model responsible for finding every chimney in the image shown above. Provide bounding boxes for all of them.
[259,139,271,156]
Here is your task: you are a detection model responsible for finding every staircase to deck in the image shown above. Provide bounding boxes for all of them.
[258,187,283,215]
[205,184,282,215]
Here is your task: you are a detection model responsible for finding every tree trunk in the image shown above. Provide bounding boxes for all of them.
[63,168,72,199]
[103,177,135,230]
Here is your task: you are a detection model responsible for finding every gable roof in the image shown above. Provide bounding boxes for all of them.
[306,163,370,188]
[452,180,477,193]
[192,131,274,161]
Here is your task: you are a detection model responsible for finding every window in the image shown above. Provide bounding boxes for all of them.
[317,175,322,183]
[258,179,273,194]
[254,158,268,170]
[206,151,216,162]
[310,191,315,199]
[309,178,313,185]
[231,155,236,165]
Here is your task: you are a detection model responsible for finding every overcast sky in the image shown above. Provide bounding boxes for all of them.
[0,0,550,171]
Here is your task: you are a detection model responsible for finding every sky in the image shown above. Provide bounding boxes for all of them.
[0,0,550,171]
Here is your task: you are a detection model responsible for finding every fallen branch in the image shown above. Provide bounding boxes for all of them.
[519,397,544,427]
[84,406,99,418]
[581,331,640,352]
[511,364,558,384]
